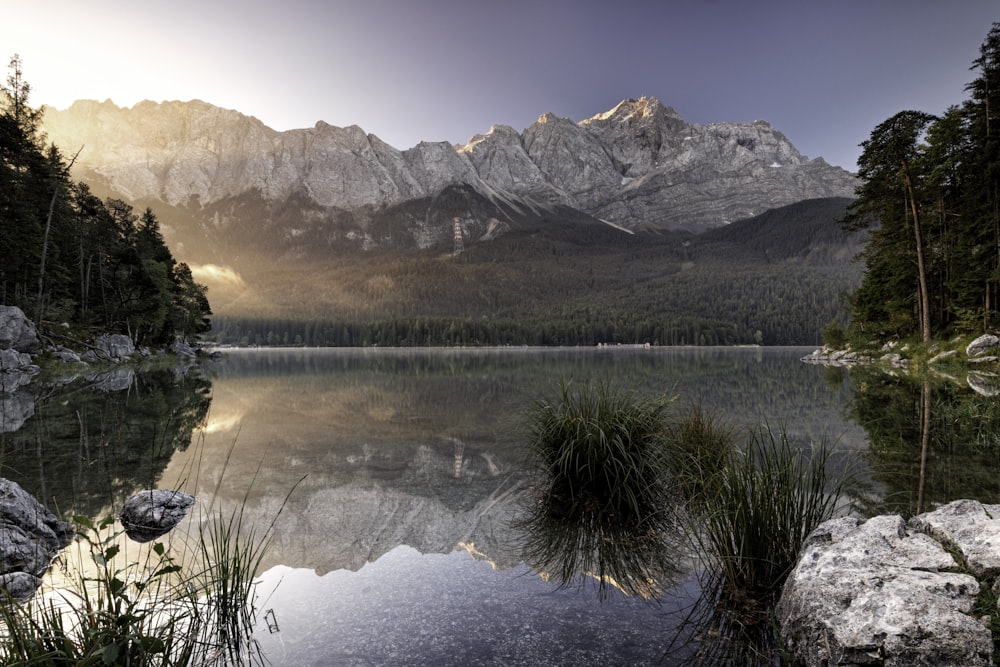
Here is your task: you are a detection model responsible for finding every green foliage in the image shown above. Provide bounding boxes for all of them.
[849,370,1000,517]
[0,58,211,345]
[665,411,852,663]
[821,320,847,349]
[0,509,267,666]
[688,426,848,598]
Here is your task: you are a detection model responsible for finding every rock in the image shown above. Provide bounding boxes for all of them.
[0,390,35,432]
[800,347,870,366]
[94,333,135,361]
[909,499,1000,577]
[969,355,999,364]
[0,348,40,394]
[0,306,40,353]
[0,479,73,582]
[776,511,993,666]
[0,571,43,600]
[85,367,135,392]
[119,489,195,543]
[52,346,82,363]
[169,340,196,358]
[968,372,1000,397]
[880,352,906,367]
[967,334,1000,358]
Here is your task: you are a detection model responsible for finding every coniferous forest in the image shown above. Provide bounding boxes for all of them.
[844,23,1000,343]
[0,56,211,346]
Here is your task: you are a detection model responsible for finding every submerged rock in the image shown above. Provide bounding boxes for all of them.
[777,503,997,666]
[119,489,195,543]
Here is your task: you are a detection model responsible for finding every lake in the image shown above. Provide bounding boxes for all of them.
[4,346,1000,665]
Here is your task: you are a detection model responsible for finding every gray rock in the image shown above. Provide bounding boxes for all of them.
[0,571,43,600]
[909,499,1000,577]
[0,390,34,432]
[0,306,40,353]
[0,479,73,580]
[0,349,39,394]
[169,340,196,358]
[119,489,195,543]
[53,346,82,363]
[967,334,1000,358]
[85,367,135,392]
[776,512,993,666]
[968,371,1000,397]
[94,333,135,361]
[929,349,959,364]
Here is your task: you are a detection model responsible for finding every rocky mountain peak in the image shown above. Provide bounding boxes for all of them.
[42,97,858,247]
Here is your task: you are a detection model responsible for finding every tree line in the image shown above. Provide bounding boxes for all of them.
[844,23,1000,342]
[0,56,210,346]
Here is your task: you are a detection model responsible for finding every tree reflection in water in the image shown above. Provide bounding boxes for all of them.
[850,368,1000,517]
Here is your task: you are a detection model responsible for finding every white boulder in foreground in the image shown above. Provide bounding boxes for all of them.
[777,500,1000,666]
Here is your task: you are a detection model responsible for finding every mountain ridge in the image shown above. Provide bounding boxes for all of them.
[42,96,857,263]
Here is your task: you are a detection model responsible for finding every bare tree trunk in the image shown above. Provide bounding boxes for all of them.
[903,161,931,343]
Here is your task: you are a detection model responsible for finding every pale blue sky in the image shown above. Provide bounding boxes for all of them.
[3,0,998,170]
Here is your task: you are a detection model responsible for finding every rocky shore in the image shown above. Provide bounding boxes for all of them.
[0,304,218,433]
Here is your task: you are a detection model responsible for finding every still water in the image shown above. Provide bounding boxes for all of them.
[4,346,999,665]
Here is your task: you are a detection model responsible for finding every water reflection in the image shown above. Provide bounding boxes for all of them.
[849,367,1000,516]
[1,347,865,665]
[0,366,212,518]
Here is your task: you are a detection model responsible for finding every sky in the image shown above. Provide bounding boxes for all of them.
[2,0,998,172]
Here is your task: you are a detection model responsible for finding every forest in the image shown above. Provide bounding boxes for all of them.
[0,56,211,347]
[209,197,863,347]
[844,23,1000,343]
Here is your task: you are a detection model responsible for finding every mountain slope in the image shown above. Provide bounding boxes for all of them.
[204,197,862,346]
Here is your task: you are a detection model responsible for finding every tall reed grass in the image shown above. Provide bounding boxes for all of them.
[0,504,271,666]
[665,408,854,663]
[0,433,296,666]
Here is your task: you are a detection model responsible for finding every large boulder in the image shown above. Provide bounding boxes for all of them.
[0,478,73,598]
[967,334,1000,358]
[0,306,40,353]
[94,333,135,361]
[776,510,993,666]
[119,489,195,543]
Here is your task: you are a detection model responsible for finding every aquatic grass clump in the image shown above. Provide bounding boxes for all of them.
[698,426,849,600]
[521,381,680,599]
[664,414,853,663]
[528,381,673,523]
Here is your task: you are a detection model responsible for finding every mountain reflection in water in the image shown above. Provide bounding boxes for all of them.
[157,347,861,664]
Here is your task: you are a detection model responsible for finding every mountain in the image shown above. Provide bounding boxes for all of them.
[41,97,857,266]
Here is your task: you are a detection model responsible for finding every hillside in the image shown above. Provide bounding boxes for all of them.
[207,197,863,347]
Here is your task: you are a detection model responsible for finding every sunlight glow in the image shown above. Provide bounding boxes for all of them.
[190,264,245,287]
